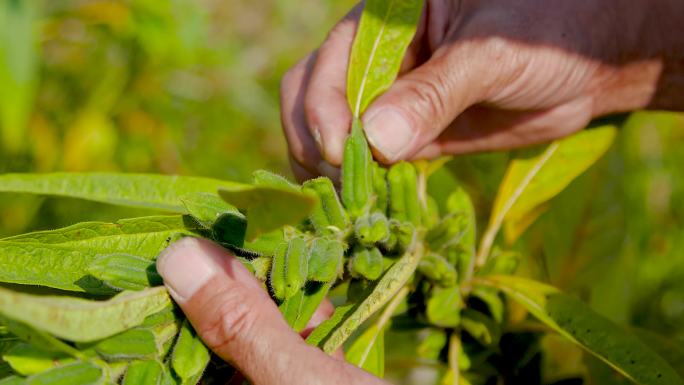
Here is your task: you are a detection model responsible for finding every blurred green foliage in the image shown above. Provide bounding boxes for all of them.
[0,1,682,383]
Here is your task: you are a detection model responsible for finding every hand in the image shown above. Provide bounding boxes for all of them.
[281,0,684,180]
[156,238,388,385]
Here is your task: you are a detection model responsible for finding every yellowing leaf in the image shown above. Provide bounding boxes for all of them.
[478,126,617,263]
[477,275,684,385]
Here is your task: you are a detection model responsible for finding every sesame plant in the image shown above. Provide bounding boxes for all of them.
[0,0,681,384]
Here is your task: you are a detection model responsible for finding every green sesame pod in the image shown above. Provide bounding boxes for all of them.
[425,214,468,251]
[269,242,289,301]
[87,253,161,292]
[252,170,300,192]
[353,214,372,246]
[26,362,103,385]
[372,164,389,213]
[307,238,344,282]
[389,220,416,254]
[350,246,383,281]
[94,329,158,361]
[284,237,308,299]
[171,320,210,385]
[342,119,373,218]
[123,360,163,385]
[369,213,390,244]
[417,252,458,287]
[380,231,397,252]
[302,177,350,235]
[355,213,390,246]
[388,162,421,226]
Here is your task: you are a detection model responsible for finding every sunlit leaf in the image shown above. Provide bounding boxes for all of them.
[2,343,73,376]
[346,0,424,117]
[0,216,201,293]
[0,173,244,212]
[477,275,684,385]
[218,184,317,240]
[478,126,617,263]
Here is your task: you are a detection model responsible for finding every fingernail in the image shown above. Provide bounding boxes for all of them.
[363,108,416,162]
[156,238,218,302]
[311,125,323,150]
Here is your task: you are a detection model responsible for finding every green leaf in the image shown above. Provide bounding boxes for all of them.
[477,275,684,385]
[0,173,243,212]
[218,184,317,240]
[2,344,73,376]
[345,285,407,377]
[279,281,333,333]
[171,320,210,385]
[93,329,159,361]
[426,287,462,328]
[416,328,447,360]
[179,192,242,228]
[181,192,247,248]
[87,254,162,292]
[122,360,163,385]
[460,309,501,347]
[346,0,424,117]
[0,286,172,343]
[345,324,385,377]
[0,216,200,293]
[25,361,103,385]
[0,376,26,385]
[0,0,39,153]
[478,126,617,264]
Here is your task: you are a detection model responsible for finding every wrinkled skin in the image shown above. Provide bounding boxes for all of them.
[280,0,684,180]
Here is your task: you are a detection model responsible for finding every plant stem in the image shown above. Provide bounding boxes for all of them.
[448,333,461,385]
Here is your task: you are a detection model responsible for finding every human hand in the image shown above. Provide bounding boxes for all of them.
[156,238,389,385]
[281,0,683,180]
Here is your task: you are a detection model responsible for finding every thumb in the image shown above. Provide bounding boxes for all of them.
[156,238,355,385]
[362,48,480,163]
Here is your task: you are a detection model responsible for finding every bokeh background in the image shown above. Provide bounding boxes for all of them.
[0,1,682,383]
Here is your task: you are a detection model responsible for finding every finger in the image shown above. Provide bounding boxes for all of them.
[156,238,385,385]
[281,52,322,174]
[301,299,345,360]
[301,298,335,339]
[362,42,484,164]
[303,4,363,166]
[413,97,593,157]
